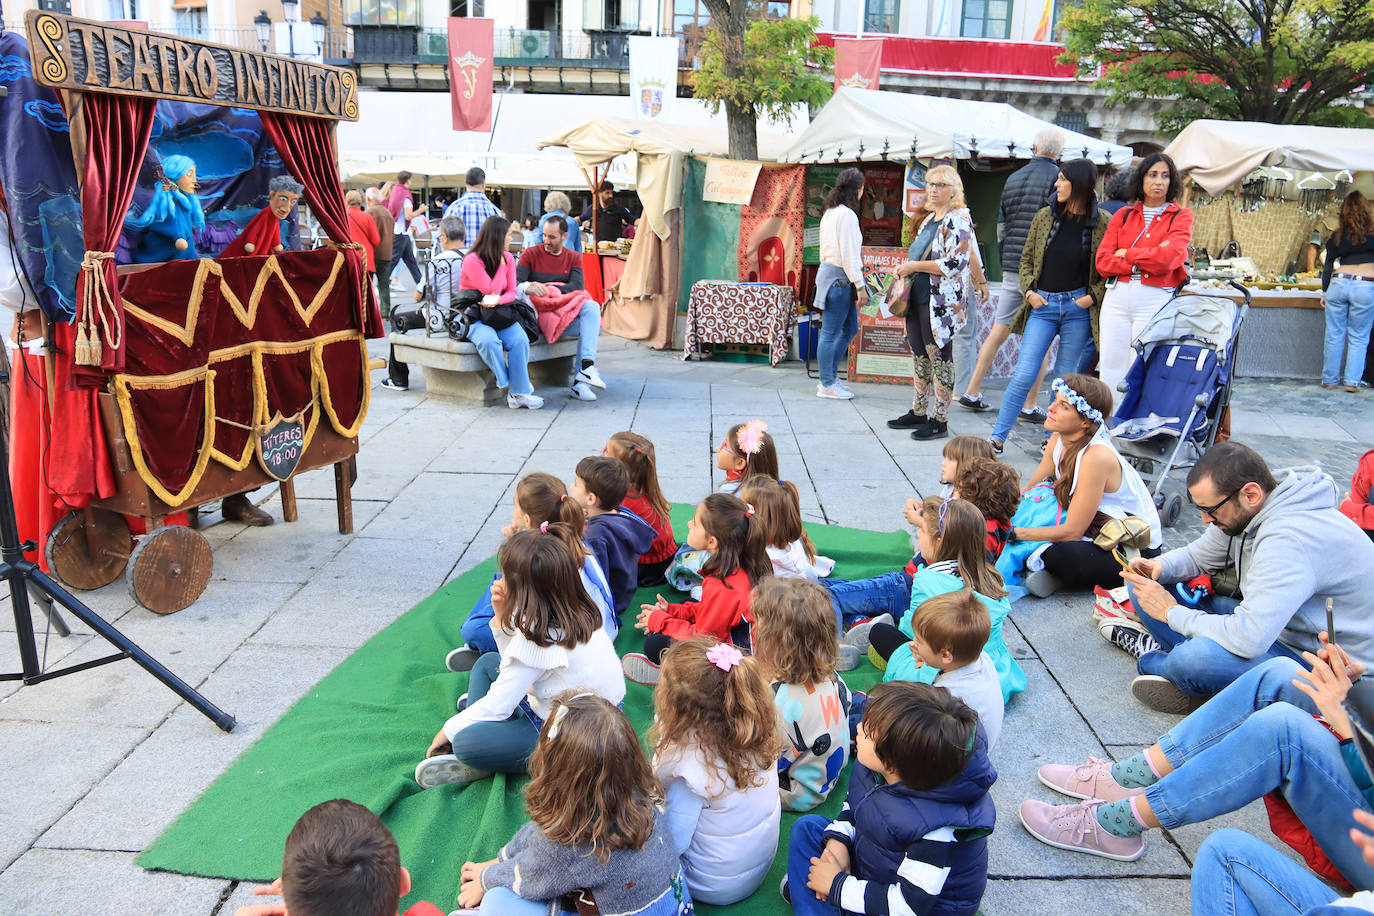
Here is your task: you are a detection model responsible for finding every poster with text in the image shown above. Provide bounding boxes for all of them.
[848,247,913,385]
[859,163,903,247]
[803,164,842,265]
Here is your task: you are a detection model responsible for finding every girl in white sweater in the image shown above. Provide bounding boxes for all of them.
[415,525,625,789]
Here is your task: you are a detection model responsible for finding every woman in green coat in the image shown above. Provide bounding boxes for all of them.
[989,159,1110,452]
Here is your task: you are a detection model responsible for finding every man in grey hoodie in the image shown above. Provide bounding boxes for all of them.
[1118,441,1374,713]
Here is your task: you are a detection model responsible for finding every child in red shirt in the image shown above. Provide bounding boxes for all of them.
[605,430,678,586]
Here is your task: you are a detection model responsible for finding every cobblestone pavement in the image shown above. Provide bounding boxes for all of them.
[1,332,1368,915]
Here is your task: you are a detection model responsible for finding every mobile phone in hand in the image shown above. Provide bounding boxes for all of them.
[1327,597,1336,643]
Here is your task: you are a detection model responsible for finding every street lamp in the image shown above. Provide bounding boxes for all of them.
[310,12,326,52]
[254,9,271,51]
[280,0,299,57]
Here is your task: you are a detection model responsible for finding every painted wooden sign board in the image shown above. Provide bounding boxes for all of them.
[255,412,307,481]
[25,10,360,121]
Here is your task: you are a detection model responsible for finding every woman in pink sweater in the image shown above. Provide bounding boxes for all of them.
[461,216,541,409]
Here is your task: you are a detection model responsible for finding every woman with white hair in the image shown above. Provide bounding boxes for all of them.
[539,191,581,253]
[889,165,975,440]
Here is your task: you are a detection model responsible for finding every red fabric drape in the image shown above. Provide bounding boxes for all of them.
[260,111,383,337]
[73,93,157,383]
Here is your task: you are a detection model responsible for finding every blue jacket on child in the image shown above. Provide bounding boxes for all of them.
[823,727,997,916]
[586,507,657,618]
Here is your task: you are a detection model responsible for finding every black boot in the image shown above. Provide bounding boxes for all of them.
[911,419,948,440]
[886,409,927,429]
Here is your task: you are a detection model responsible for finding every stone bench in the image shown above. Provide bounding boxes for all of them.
[388,332,578,406]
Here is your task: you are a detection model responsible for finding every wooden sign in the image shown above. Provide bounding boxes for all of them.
[255,412,306,481]
[701,159,763,205]
[25,11,359,121]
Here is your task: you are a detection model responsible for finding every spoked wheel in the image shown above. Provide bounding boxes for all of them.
[126,525,213,614]
[45,509,132,591]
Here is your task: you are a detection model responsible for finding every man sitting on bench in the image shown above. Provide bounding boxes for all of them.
[516,216,607,402]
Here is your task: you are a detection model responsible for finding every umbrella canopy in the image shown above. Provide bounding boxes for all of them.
[1164,119,1374,195]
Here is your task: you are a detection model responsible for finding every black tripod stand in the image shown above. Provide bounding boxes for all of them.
[0,391,236,732]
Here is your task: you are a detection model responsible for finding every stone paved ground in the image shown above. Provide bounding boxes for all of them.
[1,329,1369,915]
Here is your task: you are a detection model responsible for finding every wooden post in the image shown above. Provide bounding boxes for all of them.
[279,478,299,523]
[333,457,354,534]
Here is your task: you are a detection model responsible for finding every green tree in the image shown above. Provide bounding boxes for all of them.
[692,8,834,160]
[1059,0,1374,132]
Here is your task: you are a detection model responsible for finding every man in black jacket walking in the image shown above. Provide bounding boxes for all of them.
[957,128,1064,418]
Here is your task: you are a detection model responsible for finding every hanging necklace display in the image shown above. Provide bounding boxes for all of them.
[1298,173,1337,218]
[1238,173,1266,211]
[1334,169,1354,201]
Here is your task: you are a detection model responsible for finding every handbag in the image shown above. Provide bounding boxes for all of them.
[885,274,913,317]
[891,221,936,318]
[1092,515,1153,563]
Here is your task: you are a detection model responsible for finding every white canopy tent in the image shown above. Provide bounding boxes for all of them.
[1164,119,1374,195]
[537,118,801,240]
[779,87,1132,166]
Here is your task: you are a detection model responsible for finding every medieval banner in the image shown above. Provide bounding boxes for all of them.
[833,37,882,90]
[628,35,678,120]
[448,17,493,132]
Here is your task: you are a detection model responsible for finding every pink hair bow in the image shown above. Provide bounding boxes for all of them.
[706,643,744,672]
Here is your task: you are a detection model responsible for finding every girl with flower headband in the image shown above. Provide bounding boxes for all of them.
[604,431,677,586]
[622,492,772,686]
[414,526,624,790]
[649,638,782,905]
[1011,372,1162,598]
[457,692,694,915]
[446,473,615,672]
[716,419,779,495]
[860,497,1025,711]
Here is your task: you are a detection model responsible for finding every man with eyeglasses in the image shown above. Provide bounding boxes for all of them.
[1115,441,1374,714]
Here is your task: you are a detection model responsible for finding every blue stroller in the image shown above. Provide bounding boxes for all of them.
[1109,281,1251,527]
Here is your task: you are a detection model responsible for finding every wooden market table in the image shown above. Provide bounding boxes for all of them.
[683,281,797,367]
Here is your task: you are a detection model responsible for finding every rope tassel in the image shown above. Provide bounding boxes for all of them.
[77,250,122,367]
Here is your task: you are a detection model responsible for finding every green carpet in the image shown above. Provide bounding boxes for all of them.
[138,505,913,913]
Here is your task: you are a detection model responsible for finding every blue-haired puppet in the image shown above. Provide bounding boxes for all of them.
[124,154,205,263]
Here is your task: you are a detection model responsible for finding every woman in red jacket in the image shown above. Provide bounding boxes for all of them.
[461,216,542,409]
[1094,153,1194,395]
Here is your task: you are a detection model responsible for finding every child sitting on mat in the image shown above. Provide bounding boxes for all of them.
[415,526,624,789]
[604,431,678,587]
[455,692,693,915]
[751,577,852,811]
[739,476,835,582]
[652,638,782,906]
[447,473,614,671]
[233,798,445,916]
[716,419,779,495]
[621,493,772,686]
[572,456,657,620]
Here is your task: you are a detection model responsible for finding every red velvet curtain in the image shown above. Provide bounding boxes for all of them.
[74,93,157,384]
[260,111,382,337]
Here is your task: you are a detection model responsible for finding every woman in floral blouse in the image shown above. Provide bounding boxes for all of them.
[889,165,975,441]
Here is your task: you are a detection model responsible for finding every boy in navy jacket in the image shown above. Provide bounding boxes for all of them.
[572,456,656,620]
[786,682,997,915]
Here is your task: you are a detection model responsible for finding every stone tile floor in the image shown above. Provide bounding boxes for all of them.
[1,331,1369,915]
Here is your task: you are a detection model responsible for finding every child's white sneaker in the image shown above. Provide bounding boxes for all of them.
[836,644,863,671]
[414,754,489,789]
[842,613,894,655]
[622,653,662,686]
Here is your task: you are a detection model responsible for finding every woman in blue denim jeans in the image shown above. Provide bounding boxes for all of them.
[989,159,1109,452]
[1321,191,1374,391]
[813,168,869,400]
[1017,641,1374,905]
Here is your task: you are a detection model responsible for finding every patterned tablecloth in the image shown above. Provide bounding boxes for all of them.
[683,282,796,366]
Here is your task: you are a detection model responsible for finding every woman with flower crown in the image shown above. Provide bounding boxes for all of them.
[1010,373,1162,598]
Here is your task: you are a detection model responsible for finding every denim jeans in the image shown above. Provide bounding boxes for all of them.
[1144,659,1374,890]
[391,233,422,284]
[558,300,602,367]
[1192,829,1341,916]
[821,571,913,633]
[468,320,534,395]
[1132,585,1304,696]
[990,288,1092,443]
[953,288,979,397]
[450,652,542,773]
[459,574,501,655]
[818,281,858,386]
[787,815,857,915]
[1323,276,1374,386]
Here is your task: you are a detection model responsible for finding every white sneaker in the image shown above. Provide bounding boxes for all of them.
[414,753,490,789]
[836,644,863,671]
[816,382,855,400]
[575,365,607,389]
[842,613,894,655]
[507,392,544,409]
[571,381,597,401]
[622,653,662,685]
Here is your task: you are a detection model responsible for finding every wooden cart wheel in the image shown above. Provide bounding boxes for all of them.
[126,525,213,615]
[44,510,132,591]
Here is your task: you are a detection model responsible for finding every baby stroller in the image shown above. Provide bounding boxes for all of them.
[1109,280,1251,527]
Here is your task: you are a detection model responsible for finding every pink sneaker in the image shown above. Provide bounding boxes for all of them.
[1037,757,1146,803]
[1018,799,1145,861]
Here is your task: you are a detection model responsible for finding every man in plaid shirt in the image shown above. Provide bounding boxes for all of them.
[445,167,502,247]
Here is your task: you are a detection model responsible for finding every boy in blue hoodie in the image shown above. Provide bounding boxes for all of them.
[572,456,656,621]
[786,681,997,916]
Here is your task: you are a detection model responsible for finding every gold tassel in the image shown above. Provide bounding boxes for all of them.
[76,250,120,367]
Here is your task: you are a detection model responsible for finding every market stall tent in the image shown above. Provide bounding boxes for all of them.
[779,87,1133,166]
[1165,120,1374,195]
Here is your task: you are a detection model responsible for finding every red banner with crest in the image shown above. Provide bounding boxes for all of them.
[833,37,882,90]
[448,17,494,132]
